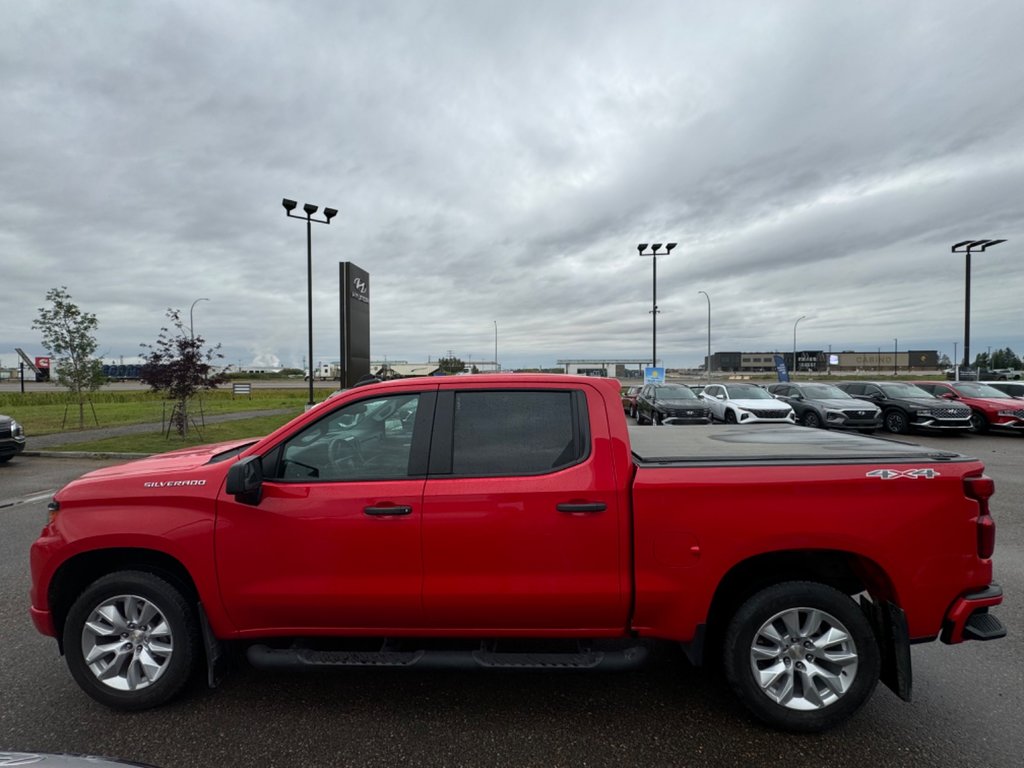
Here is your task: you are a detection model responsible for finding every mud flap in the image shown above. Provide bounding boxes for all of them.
[862,596,912,702]
[198,602,227,688]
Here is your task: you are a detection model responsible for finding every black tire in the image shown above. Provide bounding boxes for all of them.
[724,409,737,424]
[723,581,880,732]
[652,412,662,426]
[63,570,199,710]
[883,409,909,434]
[0,455,11,464]
[801,411,823,429]
[635,408,646,425]
[970,410,990,434]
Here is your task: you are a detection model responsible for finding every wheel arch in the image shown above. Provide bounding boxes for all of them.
[700,549,895,664]
[49,548,200,653]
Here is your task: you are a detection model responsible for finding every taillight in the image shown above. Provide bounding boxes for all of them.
[964,475,996,559]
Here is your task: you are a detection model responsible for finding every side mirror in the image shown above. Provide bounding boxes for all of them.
[226,455,263,505]
[940,392,957,400]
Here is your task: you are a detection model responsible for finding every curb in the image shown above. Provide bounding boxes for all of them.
[24,450,152,460]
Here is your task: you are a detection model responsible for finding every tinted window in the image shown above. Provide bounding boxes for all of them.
[800,384,852,399]
[651,384,698,400]
[879,383,932,398]
[451,390,582,475]
[275,393,421,482]
[725,384,772,399]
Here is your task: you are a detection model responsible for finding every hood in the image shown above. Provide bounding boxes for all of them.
[69,438,255,484]
[968,397,1024,409]
[731,399,792,411]
[815,399,880,411]
[900,397,968,410]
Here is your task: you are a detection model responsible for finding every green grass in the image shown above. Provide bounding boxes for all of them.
[0,388,334,436]
[43,413,299,455]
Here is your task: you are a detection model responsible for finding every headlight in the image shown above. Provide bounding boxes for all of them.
[997,410,1021,417]
[917,409,932,417]
[10,419,24,438]
[824,409,845,420]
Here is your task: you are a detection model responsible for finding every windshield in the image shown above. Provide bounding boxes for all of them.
[879,383,931,398]
[725,384,772,400]
[652,384,698,400]
[800,384,852,399]
[953,382,1013,398]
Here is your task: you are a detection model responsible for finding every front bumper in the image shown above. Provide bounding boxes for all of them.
[941,584,1006,644]
[912,417,973,431]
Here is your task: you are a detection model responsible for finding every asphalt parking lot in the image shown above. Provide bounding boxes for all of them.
[1,428,1021,767]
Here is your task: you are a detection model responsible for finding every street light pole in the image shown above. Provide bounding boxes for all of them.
[894,337,898,376]
[698,290,711,382]
[638,242,677,370]
[189,297,209,340]
[283,199,338,408]
[494,320,498,372]
[790,315,806,378]
[952,239,1006,371]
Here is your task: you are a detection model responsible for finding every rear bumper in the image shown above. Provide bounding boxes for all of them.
[941,584,1006,644]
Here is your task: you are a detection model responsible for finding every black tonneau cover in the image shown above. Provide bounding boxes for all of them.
[629,424,968,466]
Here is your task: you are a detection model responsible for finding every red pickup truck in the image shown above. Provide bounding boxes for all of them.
[29,374,1005,731]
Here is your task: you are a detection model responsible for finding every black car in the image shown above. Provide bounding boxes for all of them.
[1,413,26,463]
[635,382,712,425]
[834,381,972,434]
[766,382,881,432]
[983,381,1024,398]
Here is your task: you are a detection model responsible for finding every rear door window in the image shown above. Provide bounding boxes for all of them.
[430,390,588,477]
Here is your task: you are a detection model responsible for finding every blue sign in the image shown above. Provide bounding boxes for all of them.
[774,355,790,382]
[644,367,665,385]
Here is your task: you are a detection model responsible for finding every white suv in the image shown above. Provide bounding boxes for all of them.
[700,383,796,424]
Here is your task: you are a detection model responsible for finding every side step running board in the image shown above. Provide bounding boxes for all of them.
[247,642,650,671]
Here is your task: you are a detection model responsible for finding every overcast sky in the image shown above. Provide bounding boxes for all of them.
[2,0,1022,372]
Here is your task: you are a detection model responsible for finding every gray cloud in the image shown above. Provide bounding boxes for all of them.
[2,0,1022,372]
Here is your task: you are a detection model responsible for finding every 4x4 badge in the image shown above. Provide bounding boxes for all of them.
[867,469,941,480]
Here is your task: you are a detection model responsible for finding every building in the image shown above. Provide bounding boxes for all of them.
[707,350,939,374]
[557,359,651,378]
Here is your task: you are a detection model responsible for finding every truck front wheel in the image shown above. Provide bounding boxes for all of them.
[63,570,199,710]
[723,581,880,732]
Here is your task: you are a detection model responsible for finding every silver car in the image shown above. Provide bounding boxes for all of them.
[767,382,881,433]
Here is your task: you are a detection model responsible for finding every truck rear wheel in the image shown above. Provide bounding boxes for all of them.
[723,581,880,732]
[63,570,199,710]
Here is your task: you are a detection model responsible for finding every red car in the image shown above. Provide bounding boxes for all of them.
[620,384,641,417]
[911,380,1024,433]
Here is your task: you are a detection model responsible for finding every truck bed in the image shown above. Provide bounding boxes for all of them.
[629,424,970,466]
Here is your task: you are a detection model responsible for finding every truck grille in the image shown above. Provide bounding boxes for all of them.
[932,408,970,419]
[0,426,11,439]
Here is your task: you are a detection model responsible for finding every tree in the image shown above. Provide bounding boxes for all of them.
[140,309,228,437]
[437,356,466,375]
[32,287,105,429]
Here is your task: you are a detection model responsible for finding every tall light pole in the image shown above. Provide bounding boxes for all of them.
[698,290,711,382]
[283,198,338,408]
[793,315,806,377]
[952,239,1006,370]
[494,320,499,372]
[189,297,209,340]
[638,242,677,370]
[894,337,898,376]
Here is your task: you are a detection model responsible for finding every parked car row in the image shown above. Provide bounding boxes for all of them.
[622,378,1024,436]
